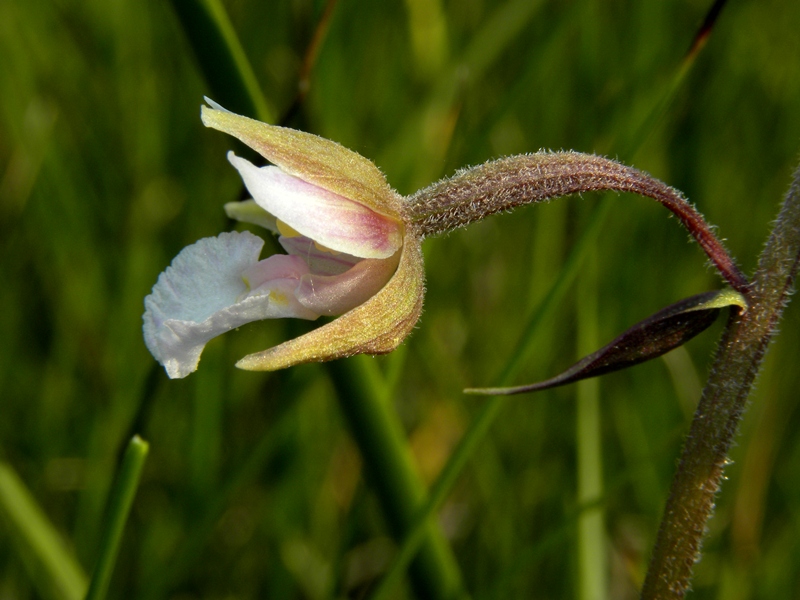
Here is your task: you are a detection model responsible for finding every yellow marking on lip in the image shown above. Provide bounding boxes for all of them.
[269,290,288,306]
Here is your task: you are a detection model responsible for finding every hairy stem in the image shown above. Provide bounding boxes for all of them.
[641,163,800,598]
[407,153,748,291]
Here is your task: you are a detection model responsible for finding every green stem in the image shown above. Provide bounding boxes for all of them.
[641,163,800,598]
[84,436,149,600]
[376,14,734,591]
[575,253,607,600]
[166,2,463,597]
[327,357,464,600]
[169,0,273,122]
[374,11,731,585]
[370,199,610,600]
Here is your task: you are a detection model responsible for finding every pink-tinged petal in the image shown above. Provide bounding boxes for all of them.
[143,232,318,379]
[235,232,425,371]
[241,253,309,289]
[228,152,403,259]
[296,250,401,316]
[201,102,406,221]
[279,235,361,276]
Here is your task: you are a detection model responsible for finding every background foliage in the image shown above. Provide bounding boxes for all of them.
[1,0,800,598]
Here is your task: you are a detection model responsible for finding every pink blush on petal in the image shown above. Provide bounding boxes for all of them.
[241,254,309,290]
[228,152,403,259]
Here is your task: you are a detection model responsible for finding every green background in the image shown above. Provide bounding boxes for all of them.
[1,0,799,598]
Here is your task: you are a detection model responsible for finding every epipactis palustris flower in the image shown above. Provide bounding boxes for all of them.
[144,100,746,379]
[143,100,424,378]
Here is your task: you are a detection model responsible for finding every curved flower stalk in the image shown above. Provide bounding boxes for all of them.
[143,101,744,378]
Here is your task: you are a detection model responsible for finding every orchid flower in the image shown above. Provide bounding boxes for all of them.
[144,100,745,379]
[143,100,424,378]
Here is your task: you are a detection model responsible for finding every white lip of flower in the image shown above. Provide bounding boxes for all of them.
[143,153,403,379]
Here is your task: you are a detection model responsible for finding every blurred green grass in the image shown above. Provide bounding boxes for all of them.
[2,0,800,598]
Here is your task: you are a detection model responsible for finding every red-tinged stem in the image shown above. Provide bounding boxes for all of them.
[407,152,748,292]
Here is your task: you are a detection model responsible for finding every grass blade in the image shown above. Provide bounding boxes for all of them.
[84,436,149,600]
[169,0,274,122]
[0,461,88,600]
